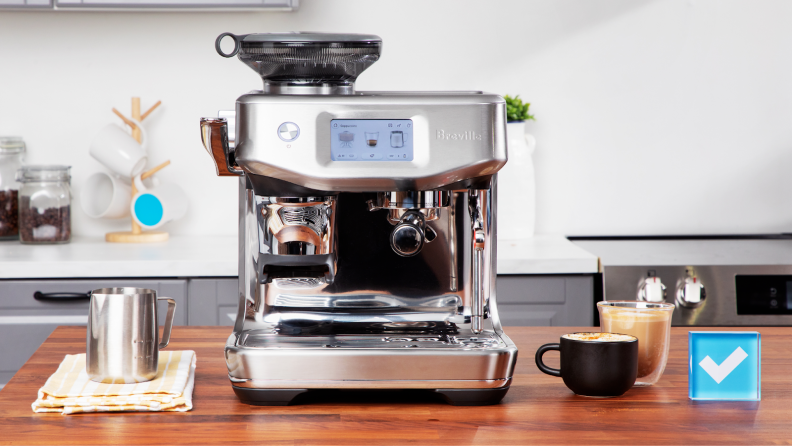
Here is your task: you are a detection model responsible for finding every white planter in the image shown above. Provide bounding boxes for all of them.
[497,121,536,241]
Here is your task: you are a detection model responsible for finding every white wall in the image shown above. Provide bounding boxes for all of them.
[1,0,791,237]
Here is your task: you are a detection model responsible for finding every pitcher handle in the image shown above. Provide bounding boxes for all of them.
[157,297,177,349]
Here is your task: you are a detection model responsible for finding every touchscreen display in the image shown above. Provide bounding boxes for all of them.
[330,119,413,161]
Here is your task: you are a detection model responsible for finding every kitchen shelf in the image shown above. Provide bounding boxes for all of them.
[0,0,298,11]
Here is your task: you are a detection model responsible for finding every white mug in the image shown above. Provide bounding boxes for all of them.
[130,176,187,229]
[90,121,148,179]
[80,171,131,219]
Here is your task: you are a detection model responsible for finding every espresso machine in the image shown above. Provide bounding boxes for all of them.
[200,32,517,405]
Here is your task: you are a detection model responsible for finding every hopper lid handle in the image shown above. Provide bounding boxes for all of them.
[216,32,241,58]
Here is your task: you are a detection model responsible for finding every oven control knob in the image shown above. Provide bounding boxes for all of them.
[677,277,706,307]
[638,277,666,302]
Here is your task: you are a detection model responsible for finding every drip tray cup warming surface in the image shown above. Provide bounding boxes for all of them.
[225,331,518,403]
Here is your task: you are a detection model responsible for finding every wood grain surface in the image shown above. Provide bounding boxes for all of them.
[0,326,787,445]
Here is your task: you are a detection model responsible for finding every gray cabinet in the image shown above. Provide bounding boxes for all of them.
[0,0,50,6]
[0,279,187,388]
[183,276,593,327]
[0,274,591,388]
[188,278,238,326]
[496,275,594,326]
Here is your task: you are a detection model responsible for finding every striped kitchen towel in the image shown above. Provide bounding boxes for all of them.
[32,350,196,415]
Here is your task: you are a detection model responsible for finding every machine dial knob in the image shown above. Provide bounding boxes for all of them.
[638,277,666,302]
[677,276,706,308]
[277,122,300,142]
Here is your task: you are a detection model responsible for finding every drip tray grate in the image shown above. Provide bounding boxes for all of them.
[239,332,505,350]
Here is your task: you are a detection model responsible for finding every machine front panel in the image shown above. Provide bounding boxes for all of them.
[234,92,507,191]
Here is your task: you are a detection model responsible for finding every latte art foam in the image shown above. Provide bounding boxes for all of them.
[562,332,636,342]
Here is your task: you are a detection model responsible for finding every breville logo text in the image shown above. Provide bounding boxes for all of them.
[436,130,483,141]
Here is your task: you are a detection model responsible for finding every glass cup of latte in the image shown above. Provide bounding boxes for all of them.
[597,301,675,386]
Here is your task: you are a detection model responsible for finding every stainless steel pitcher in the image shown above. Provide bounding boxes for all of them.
[86,287,176,383]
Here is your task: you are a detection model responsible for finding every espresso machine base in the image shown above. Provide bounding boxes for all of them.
[225,331,517,405]
[231,386,511,406]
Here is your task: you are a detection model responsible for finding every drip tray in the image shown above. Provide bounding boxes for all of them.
[238,332,505,350]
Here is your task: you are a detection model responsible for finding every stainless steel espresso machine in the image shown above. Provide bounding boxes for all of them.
[200,32,518,405]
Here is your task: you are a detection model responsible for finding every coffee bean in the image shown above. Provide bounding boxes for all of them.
[0,190,19,239]
[19,197,70,243]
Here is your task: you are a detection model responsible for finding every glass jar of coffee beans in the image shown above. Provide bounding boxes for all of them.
[17,165,71,244]
[0,137,26,240]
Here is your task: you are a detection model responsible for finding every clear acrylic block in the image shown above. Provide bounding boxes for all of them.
[689,331,760,401]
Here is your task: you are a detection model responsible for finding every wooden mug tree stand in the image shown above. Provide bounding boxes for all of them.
[105,97,170,244]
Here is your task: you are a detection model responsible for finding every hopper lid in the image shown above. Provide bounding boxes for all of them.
[215,32,382,93]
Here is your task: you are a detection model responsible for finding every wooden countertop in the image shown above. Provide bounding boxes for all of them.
[0,326,786,445]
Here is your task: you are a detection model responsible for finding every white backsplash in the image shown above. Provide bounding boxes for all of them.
[1,0,791,237]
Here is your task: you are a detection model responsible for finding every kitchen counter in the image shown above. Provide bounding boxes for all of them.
[0,326,784,445]
[498,235,599,274]
[0,234,598,279]
[574,237,792,266]
[0,236,238,279]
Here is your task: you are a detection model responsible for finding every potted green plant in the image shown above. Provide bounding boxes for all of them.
[499,95,537,240]
[504,96,535,149]
[505,94,535,124]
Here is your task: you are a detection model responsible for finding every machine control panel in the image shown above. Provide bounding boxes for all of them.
[330,119,413,162]
[736,275,792,314]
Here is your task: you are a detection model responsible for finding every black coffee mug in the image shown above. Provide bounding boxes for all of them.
[535,332,639,397]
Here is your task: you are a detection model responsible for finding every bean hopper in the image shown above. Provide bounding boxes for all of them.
[201,32,518,405]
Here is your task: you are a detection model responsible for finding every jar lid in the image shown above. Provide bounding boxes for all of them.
[17,165,71,182]
[0,137,26,154]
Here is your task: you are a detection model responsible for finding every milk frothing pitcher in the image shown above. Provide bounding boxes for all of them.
[86,287,176,383]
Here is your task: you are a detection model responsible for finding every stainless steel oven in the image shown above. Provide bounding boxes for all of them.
[572,237,792,326]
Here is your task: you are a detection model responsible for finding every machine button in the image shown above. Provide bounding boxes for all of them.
[277,122,300,141]
[363,152,383,160]
[638,277,666,302]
